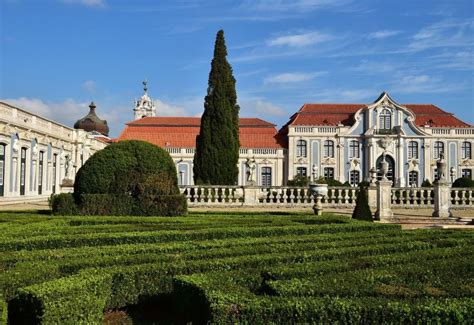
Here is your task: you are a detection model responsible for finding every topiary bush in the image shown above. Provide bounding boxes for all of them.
[452,177,474,188]
[352,186,372,222]
[287,175,310,187]
[72,140,186,216]
[49,193,77,215]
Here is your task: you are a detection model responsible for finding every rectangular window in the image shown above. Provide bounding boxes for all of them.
[462,169,472,180]
[349,170,360,186]
[408,171,418,186]
[434,141,444,159]
[296,140,307,158]
[0,144,5,196]
[296,167,307,177]
[462,142,471,159]
[349,141,359,158]
[38,151,44,195]
[20,147,26,196]
[261,167,272,187]
[324,140,334,158]
[52,153,57,194]
[324,167,334,179]
[408,141,418,159]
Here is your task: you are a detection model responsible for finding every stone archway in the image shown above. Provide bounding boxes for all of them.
[376,154,395,185]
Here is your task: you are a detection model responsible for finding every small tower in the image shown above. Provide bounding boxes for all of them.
[133,80,156,120]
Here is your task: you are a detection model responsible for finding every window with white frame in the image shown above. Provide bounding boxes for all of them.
[349,170,360,186]
[408,141,418,159]
[462,169,472,179]
[261,167,272,187]
[461,141,471,159]
[296,140,307,158]
[296,167,307,177]
[0,144,5,197]
[324,167,334,179]
[379,109,392,130]
[324,140,334,158]
[408,171,418,186]
[433,141,444,159]
[349,140,359,158]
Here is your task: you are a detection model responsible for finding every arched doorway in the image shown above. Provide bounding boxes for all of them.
[376,154,395,185]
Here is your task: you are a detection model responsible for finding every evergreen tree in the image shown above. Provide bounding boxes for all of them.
[352,185,373,221]
[193,30,240,185]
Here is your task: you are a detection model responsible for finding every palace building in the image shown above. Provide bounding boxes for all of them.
[0,101,108,203]
[1,83,473,203]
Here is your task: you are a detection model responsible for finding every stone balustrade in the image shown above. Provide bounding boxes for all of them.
[179,185,359,208]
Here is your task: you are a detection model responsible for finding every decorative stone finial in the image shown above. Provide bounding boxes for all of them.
[143,80,148,93]
[89,101,96,112]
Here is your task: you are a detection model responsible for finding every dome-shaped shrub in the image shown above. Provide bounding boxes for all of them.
[73,140,186,216]
[452,177,474,188]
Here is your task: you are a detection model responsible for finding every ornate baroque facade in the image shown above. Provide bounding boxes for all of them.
[0,101,108,203]
[1,88,473,203]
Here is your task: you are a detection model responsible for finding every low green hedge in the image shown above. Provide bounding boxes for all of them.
[50,193,187,217]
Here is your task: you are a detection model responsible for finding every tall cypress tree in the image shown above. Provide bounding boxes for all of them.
[193,30,240,185]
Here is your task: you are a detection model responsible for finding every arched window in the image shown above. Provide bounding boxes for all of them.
[324,140,334,158]
[38,151,44,195]
[349,140,359,158]
[0,144,5,196]
[408,171,418,186]
[408,141,418,159]
[296,140,307,158]
[379,109,391,131]
[20,147,27,196]
[434,141,444,159]
[349,170,360,186]
[461,141,471,159]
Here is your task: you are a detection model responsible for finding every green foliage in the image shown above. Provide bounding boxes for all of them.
[71,140,186,216]
[315,176,327,184]
[324,178,349,187]
[1,212,472,324]
[452,177,474,188]
[352,188,372,221]
[193,30,240,185]
[74,140,178,198]
[421,179,433,187]
[287,175,310,187]
[49,193,77,215]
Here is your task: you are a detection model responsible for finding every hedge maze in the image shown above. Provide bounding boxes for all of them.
[0,212,473,324]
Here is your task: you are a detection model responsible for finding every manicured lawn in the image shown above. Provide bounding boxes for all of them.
[0,211,473,324]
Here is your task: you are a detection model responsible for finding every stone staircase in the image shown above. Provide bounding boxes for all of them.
[380,216,473,229]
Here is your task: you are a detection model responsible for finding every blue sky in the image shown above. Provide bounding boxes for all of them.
[1,0,473,137]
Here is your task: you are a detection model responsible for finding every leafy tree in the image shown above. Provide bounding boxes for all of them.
[452,177,474,188]
[193,30,240,185]
[352,185,372,221]
[287,175,310,187]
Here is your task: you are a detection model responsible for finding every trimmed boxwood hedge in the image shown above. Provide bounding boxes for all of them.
[52,140,188,216]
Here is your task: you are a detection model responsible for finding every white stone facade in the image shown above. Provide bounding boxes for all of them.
[286,93,474,187]
[0,102,108,203]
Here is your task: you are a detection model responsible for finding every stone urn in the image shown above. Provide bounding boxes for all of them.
[309,179,328,216]
[309,183,328,198]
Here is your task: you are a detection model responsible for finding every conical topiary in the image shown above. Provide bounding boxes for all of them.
[352,186,372,221]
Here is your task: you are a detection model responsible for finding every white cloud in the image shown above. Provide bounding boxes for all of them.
[241,0,351,12]
[368,30,401,39]
[313,89,375,102]
[392,74,467,94]
[1,97,89,126]
[264,71,325,84]
[240,99,286,117]
[154,99,190,117]
[267,31,333,47]
[61,0,106,8]
[408,19,474,51]
[82,80,97,93]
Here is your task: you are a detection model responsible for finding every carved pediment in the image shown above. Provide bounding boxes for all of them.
[322,157,336,165]
[459,159,474,167]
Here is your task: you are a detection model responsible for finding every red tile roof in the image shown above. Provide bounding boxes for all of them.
[118,117,284,149]
[288,103,472,128]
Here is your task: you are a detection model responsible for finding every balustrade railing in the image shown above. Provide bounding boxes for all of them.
[450,188,474,208]
[391,187,434,207]
[179,185,359,207]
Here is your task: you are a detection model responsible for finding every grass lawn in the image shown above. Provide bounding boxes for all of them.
[0,211,473,324]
